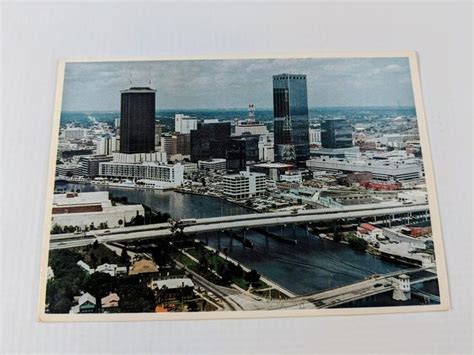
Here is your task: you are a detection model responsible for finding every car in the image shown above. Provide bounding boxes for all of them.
[103,230,111,234]
[374,283,384,288]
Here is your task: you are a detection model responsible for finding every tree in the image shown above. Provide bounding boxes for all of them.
[199,256,209,271]
[51,224,63,234]
[348,236,368,252]
[245,269,261,286]
[83,272,117,302]
[117,279,156,313]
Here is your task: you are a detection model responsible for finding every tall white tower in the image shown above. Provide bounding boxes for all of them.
[392,274,411,301]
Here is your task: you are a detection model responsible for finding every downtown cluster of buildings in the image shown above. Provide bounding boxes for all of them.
[56,73,424,202]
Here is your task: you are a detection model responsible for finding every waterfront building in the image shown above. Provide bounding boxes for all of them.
[226,138,247,173]
[321,117,353,149]
[273,73,310,163]
[63,127,88,141]
[51,191,144,230]
[198,158,227,172]
[190,122,231,162]
[78,155,114,178]
[56,162,82,176]
[222,169,266,200]
[181,162,198,175]
[175,114,198,134]
[306,153,422,182]
[119,87,156,154]
[99,161,184,187]
[111,151,167,164]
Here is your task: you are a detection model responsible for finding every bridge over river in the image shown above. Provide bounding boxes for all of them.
[49,204,430,250]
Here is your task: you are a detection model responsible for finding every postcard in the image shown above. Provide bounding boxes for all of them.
[38,53,449,321]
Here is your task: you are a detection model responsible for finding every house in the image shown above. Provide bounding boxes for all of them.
[77,260,94,274]
[149,277,195,301]
[357,223,384,244]
[128,259,158,276]
[47,266,54,280]
[95,263,118,277]
[69,292,97,314]
[101,293,120,312]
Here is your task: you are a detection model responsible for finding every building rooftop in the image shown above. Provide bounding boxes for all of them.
[53,191,110,207]
[153,278,195,290]
[121,87,156,93]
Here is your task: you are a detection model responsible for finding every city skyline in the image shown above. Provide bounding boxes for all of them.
[62,57,415,111]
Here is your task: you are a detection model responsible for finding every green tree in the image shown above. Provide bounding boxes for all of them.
[245,269,261,286]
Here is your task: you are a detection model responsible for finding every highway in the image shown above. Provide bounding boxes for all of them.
[49,204,430,250]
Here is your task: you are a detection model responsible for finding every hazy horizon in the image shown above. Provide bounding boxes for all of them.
[62,57,415,111]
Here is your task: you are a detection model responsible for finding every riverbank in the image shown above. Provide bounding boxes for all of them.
[175,188,262,213]
[197,241,296,298]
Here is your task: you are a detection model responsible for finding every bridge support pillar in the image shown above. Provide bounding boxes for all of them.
[292,224,296,238]
[217,233,221,250]
[305,224,309,237]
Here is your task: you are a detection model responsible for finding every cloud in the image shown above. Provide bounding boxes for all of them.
[62,57,414,111]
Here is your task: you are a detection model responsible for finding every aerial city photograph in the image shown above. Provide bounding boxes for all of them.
[43,57,441,315]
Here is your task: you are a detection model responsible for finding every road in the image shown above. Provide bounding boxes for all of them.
[49,204,430,250]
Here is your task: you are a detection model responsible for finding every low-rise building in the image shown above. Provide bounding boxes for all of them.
[78,155,114,178]
[357,223,384,244]
[99,161,184,188]
[51,191,144,230]
[148,277,195,301]
[306,153,422,182]
[101,293,120,312]
[198,159,227,172]
[128,259,159,276]
[223,169,266,200]
[69,293,96,314]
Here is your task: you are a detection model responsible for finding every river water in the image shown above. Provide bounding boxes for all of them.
[58,182,414,296]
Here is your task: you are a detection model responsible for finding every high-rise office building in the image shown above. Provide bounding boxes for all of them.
[321,117,353,149]
[119,87,156,154]
[226,138,247,173]
[273,74,310,163]
[175,114,198,134]
[190,122,231,162]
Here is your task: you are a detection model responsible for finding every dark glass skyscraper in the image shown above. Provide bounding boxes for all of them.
[119,87,156,154]
[190,122,231,162]
[226,138,247,173]
[273,74,310,163]
[321,117,353,149]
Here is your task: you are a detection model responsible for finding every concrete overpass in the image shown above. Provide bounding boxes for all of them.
[49,204,430,250]
[267,267,438,309]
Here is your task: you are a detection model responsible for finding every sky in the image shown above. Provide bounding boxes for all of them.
[62,57,415,111]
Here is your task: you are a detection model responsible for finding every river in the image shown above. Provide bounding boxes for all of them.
[57,182,423,297]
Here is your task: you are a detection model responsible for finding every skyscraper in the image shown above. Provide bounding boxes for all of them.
[321,117,353,149]
[190,122,231,162]
[226,138,247,173]
[273,74,310,163]
[119,87,156,154]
